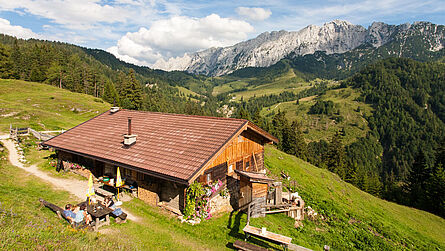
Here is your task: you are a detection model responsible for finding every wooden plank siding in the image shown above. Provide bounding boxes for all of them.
[252,183,268,198]
[197,130,265,185]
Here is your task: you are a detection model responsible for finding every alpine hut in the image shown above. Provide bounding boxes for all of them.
[43,108,278,214]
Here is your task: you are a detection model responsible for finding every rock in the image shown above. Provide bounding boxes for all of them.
[154,21,444,76]
[294,221,303,228]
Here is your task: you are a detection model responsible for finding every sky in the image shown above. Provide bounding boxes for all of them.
[0,0,444,67]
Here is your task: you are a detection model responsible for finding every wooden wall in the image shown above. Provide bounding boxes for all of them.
[206,131,263,170]
[239,176,252,208]
[252,183,268,198]
[199,130,265,184]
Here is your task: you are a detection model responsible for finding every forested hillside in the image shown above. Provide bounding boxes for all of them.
[347,58,445,216]
[226,58,445,217]
[0,34,219,116]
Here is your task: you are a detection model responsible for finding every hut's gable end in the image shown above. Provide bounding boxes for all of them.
[198,129,265,184]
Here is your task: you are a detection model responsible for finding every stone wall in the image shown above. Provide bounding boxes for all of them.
[209,193,232,215]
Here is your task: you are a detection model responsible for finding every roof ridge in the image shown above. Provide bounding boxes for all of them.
[119,109,248,122]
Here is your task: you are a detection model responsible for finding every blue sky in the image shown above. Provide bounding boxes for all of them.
[0,0,444,66]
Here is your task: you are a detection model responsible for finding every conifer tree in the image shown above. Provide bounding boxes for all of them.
[0,44,13,78]
[120,69,143,110]
[102,81,120,105]
[292,120,307,160]
[235,106,251,120]
[407,150,431,207]
[425,165,445,216]
[327,131,346,179]
[45,61,64,88]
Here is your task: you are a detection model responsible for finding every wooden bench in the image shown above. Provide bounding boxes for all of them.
[95,186,114,198]
[233,240,268,251]
[243,225,292,250]
[39,198,73,225]
[111,210,128,223]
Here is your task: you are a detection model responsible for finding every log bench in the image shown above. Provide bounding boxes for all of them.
[233,240,268,251]
[39,198,73,226]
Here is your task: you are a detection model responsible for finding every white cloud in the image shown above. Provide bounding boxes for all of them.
[236,7,271,21]
[0,18,39,39]
[0,0,156,30]
[108,14,254,66]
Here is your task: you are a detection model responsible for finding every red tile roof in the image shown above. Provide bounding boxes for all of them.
[44,109,277,184]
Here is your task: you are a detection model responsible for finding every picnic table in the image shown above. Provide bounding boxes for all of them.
[243,225,292,250]
[88,203,113,231]
[79,201,113,231]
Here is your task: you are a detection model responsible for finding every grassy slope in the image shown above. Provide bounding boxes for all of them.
[255,145,445,250]
[262,87,373,144]
[176,86,201,97]
[0,145,134,250]
[1,80,444,250]
[213,70,316,100]
[0,141,253,250]
[0,79,111,132]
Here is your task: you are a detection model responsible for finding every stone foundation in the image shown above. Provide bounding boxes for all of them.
[209,193,232,215]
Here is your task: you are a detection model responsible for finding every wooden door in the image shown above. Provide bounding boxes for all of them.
[239,179,252,208]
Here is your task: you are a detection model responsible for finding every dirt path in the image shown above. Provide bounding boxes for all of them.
[1,136,139,222]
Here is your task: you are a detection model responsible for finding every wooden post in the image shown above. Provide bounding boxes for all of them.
[247,203,251,226]
[252,152,258,172]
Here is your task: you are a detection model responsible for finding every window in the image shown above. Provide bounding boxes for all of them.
[228,164,233,173]
[206,173,212,184]
[236,161,243,170]
[245,161,250,171]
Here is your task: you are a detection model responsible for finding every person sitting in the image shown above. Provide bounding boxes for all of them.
[104,196,116,209]
[85,210,93,225]
[74,204,89,227]
[105,196,124,217]
[63,204,76,223]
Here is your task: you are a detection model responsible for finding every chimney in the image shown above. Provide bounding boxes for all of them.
[128,117,132,135]
[110,106,120,113]
[124,117,137,146]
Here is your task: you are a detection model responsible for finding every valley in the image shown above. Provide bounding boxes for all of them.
[0,18,444,250]
[1,79,444,250]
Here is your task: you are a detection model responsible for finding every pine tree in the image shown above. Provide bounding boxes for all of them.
[45,61,64,88]
[0,44,13,78]
[120,69,143,110]
[407,150,431,208]
[281,121,297,155]
[425,165,445,216]
[292,120,307,160]
[327,131,346,179]
[252,108,263,127]
[102,81,120,105]
[235,106,251,120]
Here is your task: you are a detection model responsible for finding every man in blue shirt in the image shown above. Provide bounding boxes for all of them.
[63,204,76,223]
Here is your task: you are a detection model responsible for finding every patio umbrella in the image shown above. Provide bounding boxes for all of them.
[116,167,124,201]
[86,173,95,204]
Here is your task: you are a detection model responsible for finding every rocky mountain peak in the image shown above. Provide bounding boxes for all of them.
[153,20,444,76]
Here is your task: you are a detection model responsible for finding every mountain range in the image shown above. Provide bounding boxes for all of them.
[153,20,445,77]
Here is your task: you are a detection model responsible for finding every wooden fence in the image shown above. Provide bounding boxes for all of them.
[9,125,64,141]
